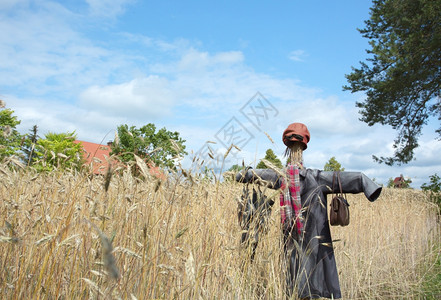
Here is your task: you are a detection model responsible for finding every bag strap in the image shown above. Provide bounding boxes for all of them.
[332,171,344,196]
[337,171,343,195]
[333,171,350,206]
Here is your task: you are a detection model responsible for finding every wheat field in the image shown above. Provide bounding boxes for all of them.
[0,164,440,299]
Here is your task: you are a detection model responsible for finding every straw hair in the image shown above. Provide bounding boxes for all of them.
[285,142,304,166]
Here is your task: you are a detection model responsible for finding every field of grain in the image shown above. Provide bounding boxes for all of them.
[0,164,440,299]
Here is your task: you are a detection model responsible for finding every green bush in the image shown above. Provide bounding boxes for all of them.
[33,131,84,172]
[421,173,441,215]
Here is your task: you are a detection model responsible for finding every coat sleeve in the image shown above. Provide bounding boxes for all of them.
[318,171,382,202]
[235,168,283,189]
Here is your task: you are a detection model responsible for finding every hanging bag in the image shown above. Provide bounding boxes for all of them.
[329,171,350,226]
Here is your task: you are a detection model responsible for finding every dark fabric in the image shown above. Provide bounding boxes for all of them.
[237,186,274,261]
[235,168,382,299]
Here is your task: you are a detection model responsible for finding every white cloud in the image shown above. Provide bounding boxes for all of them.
[288,49,307,62]
[276,97,364,138]
[0,1,149,101]
[0,1,114,96]
[0,0,28,10]
[178,49,244,70]
[79,76,176,119]
[85,0,135,18]
[6,95,120,143]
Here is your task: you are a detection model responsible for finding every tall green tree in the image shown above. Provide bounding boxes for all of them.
[22,125,39,166]
[257,149,283,169]
[111,123,187,170]
[324,156,345,172]
[344,0,441,165]
[33,131,84,172]
[0,101,22,160]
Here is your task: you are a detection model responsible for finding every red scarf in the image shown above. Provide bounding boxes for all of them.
[280,164,303,235]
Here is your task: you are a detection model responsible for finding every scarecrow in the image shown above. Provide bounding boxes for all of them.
[236,122,382,299]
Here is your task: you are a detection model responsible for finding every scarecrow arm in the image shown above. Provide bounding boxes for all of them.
[319,171,382,201]
[235,168,283,189]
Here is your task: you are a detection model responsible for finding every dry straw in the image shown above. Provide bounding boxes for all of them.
[0,162,439,299]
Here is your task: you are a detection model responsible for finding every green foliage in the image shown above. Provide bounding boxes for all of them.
[421,173,441,193]
[324,156,345,171]
[33,131,84,172]
[256,149,283,169]
[421,173,441,215]
[224,164,245,182]
[0,104,23,160]
[201,166,216,182]
[228,164,245,172]
[344,0,441,165]
[111,123,187,170]
[400,177,412,188]
[387,177,395,188]
[419,244,441,299]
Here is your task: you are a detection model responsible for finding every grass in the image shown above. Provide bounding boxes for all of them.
[0,163,440,299]
[419,243,441,299]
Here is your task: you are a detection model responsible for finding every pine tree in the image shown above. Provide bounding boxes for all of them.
[22,125,39,166]
[344,0,441,165]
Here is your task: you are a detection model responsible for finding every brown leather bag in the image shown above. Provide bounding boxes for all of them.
[329,172,350,226]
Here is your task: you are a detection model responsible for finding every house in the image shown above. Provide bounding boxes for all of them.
[74,140,112,175]
[74,140,166,180]
[393,174,411,188]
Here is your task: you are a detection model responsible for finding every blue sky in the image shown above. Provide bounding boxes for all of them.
[1,0,440,187]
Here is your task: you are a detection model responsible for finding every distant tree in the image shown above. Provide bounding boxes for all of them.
[387,177,395,188]
[228,164,245,172]
[403,178,412,188]
[421,173,441,193]
[344,0,441,165]
[33,131,84,172]
[111,123,187,170]
[421,173,441,214]
[224,164,245,182]
[324,157,345,172]
[0,101,22,160]
[22,125,39,166]
[256,149,283,169]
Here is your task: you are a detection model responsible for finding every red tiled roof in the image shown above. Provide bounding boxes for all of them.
[74,140,166,179]
[74,140,112,175]
[394,176,404,183]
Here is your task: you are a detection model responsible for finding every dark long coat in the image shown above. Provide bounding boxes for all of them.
[236,168,382,299]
